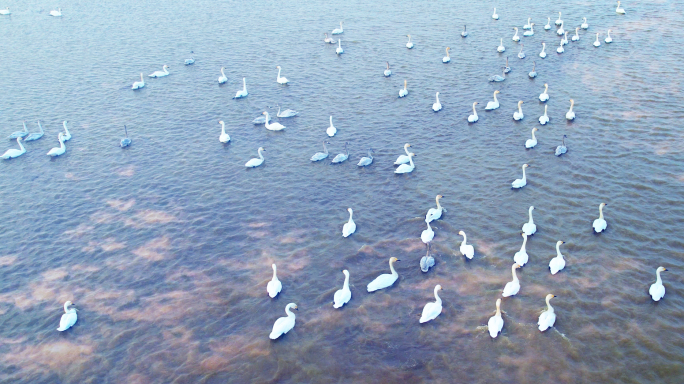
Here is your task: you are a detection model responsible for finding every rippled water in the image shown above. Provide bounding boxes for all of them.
[1,0,684,383]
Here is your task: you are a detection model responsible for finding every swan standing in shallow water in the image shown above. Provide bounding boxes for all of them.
[276,66,289,84]
[120,125,132,148]
[461,25,468,37]
[538,294,557,331]
[234,78,248,98]
[420,285,443,323]
[326,116,337,137]
[522,206,537,235]
[421,221,434,244]
[511,164,529,189]
[539,42,547,58]
[557,21,565,36]
[46,133,66,157]
[566,99,575,120]
[512,28,520,42]
[267,264,282,298]
[131,73,145,89]
[502,264,522,297]
[523,24,535,37]
[593,203,608,233]
[24,121,44,141]
[218,67,227,84]
[549,241,566,274]
[525,128,538,148]
[406,35,414,49]
[518,44,526,59]
[384,62,392,77]
[357,148,374,167]
[8,121,29,139]
[336,39,344,54]
[395,153,416,174]
[572,27,580,41]
[581,17,589,29]
[468,102,479,122]
[545,17,552,30]
[458,230,474,259]
[332,142,349,164]
[432,92,442,112]
[514,233,529,266]
[245,147,265,168]
[649,267,668,301]
[149,65,169,78]
[594,33,601,47]
[50,8,62,17]
[442,47,451,63]
[513,100,524,120]
[426,195,445,223]
[262,112,285,131]
[539,83,549,102]
[486,90,500,110]
[218,121,230,143]
[343,208,356,237]
[311,141,331,161]
[497,38,505,53]
[529,61,537,78]
[555,135,568,156]
[1,137,26,159]
[324,33,336,44]
[270,303,297,339]
[488,299,504,338]
[616,1,626,14]
[333,270,352,308]
[276,105,298,117]
[367,257,400,292]
[492,8,499,20]
[332,21,344,34]
[394,143,412,165]
[557,40,565,53]
[420,243,435,272]
[605,30,613,43]
[62,121,71,141]
[56,301,77,331]
[539,105,549,125]
[399,80,408,97]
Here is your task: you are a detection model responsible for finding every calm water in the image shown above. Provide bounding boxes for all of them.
[1,0,683,383]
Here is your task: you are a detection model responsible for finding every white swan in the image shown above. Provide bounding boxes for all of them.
[420,243,435,272]
[131,73,145,89]
[184,52,195,65]
[593,203,608,233]
[555,135,568,156]
[311,141,331,162]
[0,7,10,15]
[406,35,414,49]
[46,133,66,157]
[276,105,298,117]
[1,137,26,159]
[605,29,613,43]
[426,195,444,222]
[557,21,565,36]
[8,121,29,139]
[367,257,400,292]
[49,8,62,17]
[561,31,569,46]
[566,99,575,120]
[572,27,580,41]
[326,116,336,137]
[518,44,526,59]
[522,206,537,235]
[458,230,474,259]
[539,83,549,102]
[245,147,265,168]
[489,68,506,82]
[581,17,589,29]
[149,65,169,78]
[461,25,468,37]
[593,33,601,47]
[432,92,442,112]
[332,142,349,164]
[468,102,479,122]
[332,21,344,34]
[384,62,392,77]
[442,47,451,63]
[343,208,356,237]
[269,303,297,339]
[544,17,551,30]
[267,264,282,298]
[263,112,285,131]
[56,301,77,331]
[488,299,504,338]
[539,105,549,125]
[502,263,522,297]
[511,163,529,189]
[497,38,505,53]
[549,241,566,274]
[616,1,626,14]
[513,100,524,120]
[557,39,565,54]
[529,61,537,78]
[276,66,289,84]
[218,121,230,143]
[399,79,408,97]
[538,294,556,331]
[523,18,532,30]
[649,267,668,301]
[539,42,547,58]
[234,78,248,98]
[324,33,336,44]
[394,143,412,165]
[525,128,538,149]
[218,67,227,84]
[421,221,434,244]
[333,270,352,308]
[419,285,443,323]
[512,27,520,42]
[395,153,416,174]
[357,148,374,167]
[62,121,71,141]
[24,120,44,141]
[492,8,499,20]
[514,233,529,266]
[523,24,535,37]
[486,90,500,110]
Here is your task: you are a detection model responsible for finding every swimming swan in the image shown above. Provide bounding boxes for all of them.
[561,31,569,46]
[649,267,668,301]
[120,125,132,148]
[234,78,248,98]
[49,8,62,17]
[267,264,282,298]
[8,121,29,139]
[332,21,344,34]
[263,112,285,131]
[367,257,400,292]
[485,90,500,110]
[502,263,522,297]
[276,66,289,84]
[555,12,562,26]
[1,137,26,159]
[461,25,468,37]
[555,135,567,156]
[522,206,537,235]
[488,299,504,338]
[56,301,77,331]
[395,153,416,174]
[218,67,227,84]
[513,100,524,120]
[343,208,356,237]
[492,8,499,20]
[394,143,412,165]
[269,303,297,339]
[529,61,537,78]
[324,33,336,44]
[523,24,534,37]
[497,38,505,53]
[539,104,549,125]
[326,116,337,137]
[46,133,66,157]
[311,141,331,161]
[557,38,565,53]
[518,44,526,59]
[539,83,549,101]
[525,128,538,148]
[557,21,565,36]
[544,17,551,30]
[131,73,145,89]
[384,62,392,77]
[332,142,349,164]
[0,7,10,15]
[523,18,532,30]
[514,233,529,266]
[419,285,443,323]
[357,148,374,167]
[149,65,169,78]
[593,33,601,47]
[420,243,435,272]
[333,270,352,308]
[276,105,298,117]
[432,92,442,111]
[62,121,71,141]
[511,163,529,189]
[245,147,265,168]
[421,221,434,244]
[566,99,575,120]
[426,195,445,222]
[468,102,479,122]
[605,30,613,43]
[219,121,230,143]
[399,80,408,97]
[512,27,520,42]
[581,17,589,29]
[539,42,547,58]
[616,1,626,14]
[593,203,608,233]
[442,47,451,63]
[458,230,474,259]
[549,241,566,274]
[489,68,506,82]
[538,294,556,331]
[184,52,195,65]
[24,121,44,141]
[572,27,580,41]
[406,35,414,49]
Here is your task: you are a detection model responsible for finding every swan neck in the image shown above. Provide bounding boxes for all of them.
[343,272,350,289]
[461,232,467,244]
[495,301,501,315]
[409,155,414,166]
[258,148,264,159]
[556,243,563,257]
[389,259,398,276]
[521,166,527,180]
[272,265,278,280]
[656,270,663,284]
[323,142,328,154]
[286,305,296,318]
[434,289,442,305]
[528,208,534,222]
[531,129,536,140]
[404,144,410,155]
[38,121,43,133]
[472,103,477,114]
[63,302,70,313]
[546,297,554,311]
[348,209,353,221]
[435,196,442,209]
[277,67,281,78]
[599,204,604,219]
[511,265,518,281]
[521,235,527,248]
[493,92,498,102]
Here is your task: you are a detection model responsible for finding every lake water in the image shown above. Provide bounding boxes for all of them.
[1,0,683,383]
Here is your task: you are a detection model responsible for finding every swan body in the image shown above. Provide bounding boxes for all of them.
[512,163,529,189]
[594,33,601,47]
[461,25,468,37]
[62,121,71,141]
[529,61,537,78]
[566,99,575,120]
[56,301,77,331]
[46,133,66,157]
[468,102,479,122]
[333,270,352,308]
[492,8,499,20]
[523,24,534,37]
[49,8,62,17]
[649,267,667,301]
[276,66,289,84]
[357,148,374,167]
[343,208,356,237]
[1,137,26,159]
[184,52,195,65]
[276,105,298,118]
[539,42,547,58]
[324,33,336,44]
[332,21,344,34]
[420,243,435,272]
[218,67,227,84]
[489,68,506,82]
[525,128,538,148]
[267,264,282,298]
[557,21,565,36]
[488,299,504,338]
[394,143,412,165]
[485,90,500,110]
[513,100,524,120]
[518,44,526,59]
[263,112,285,131]
[419,285,443,323]
[522,206,537,235]
[24,121,44,141]
[442,47,451,63]
[332,142,349,164]
[539,83,549,102]
[549,241,566,274]
[367,257,400,292]
[539,105,549,125]
[581,17,589,30]
[432,92,442,111]
[502,264,522,297]
[218,121,230,143]
[131,73,145,89]
[326,116,336,137]
[384,62,392,77]
[0,7,10,15]
[421,221,434,244]
[234,78,248,98]
[555,12,562,26]
[523,18,532,30]
[426,195,444,222]
[605,29,613,43]
[555,135,568,156]
[514,233,529,266]
[512,27,520,42]
[120,125,132,148]
[544,17,551,30]
[270,303,297,339]
[616,1,626,14]
[399,79,408,97]
[538,294,556,331]
[572,27,580,41]
[245,147,265,168]
[8,121,29,139]
[497,38,505,53]
[311,141,331,162]
[458,230,474,259]
[406,35,414,49]
[149,65,169,78]
[593,203,608,233]
[395,153,416,174]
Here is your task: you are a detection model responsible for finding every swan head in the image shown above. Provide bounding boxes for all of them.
[262,111,268,116]
[532,128,538,132]
[557,240,565,246]
[458,230,465,236]
[435,285,442,291]
[436,92,440,96]
[529,205,534,211]
[446,47,450,52]
[546,294,556,300]
[63,301,75,311]
[404,143,411,149]
[436,194,443,199]
[163,65,169,69]
[276,65,281,69]
[514,27,518,31]
[513,263,521,269]
[570,99,575,105]
[342,269,349,276]
[494,90,500,94]
[390,257,399,263]
[600,202,607,208]
[258,147,265,152]
[531,23,535,26]
[657,267,668,273]
[409,153,416,157]
[523,164,529,169]
[607,29,612,33]
[289,303,298,310]
[347,207,353,214]
[518,101,524,107]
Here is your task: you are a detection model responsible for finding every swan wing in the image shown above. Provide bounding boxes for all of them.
[488,315,503,337]
[538,311,555,331]
[514,251,528,266]
[367,274,397,292]
[57,312,77,331]
[649,284,665,301]
[394,155,409,165]
[502,281,520,297]
[267,280,282,298]
[420,302,442,323]
[270,316,295,339]
[333,288,352,308]
[549,257,565,274]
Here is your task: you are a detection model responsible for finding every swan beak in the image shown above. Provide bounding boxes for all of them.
[664,268,668,271]
[396,259,401,262]
[561,241,565,244]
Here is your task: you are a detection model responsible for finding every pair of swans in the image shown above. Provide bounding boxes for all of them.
[276,66,288,84]
[343,208,356,237]
[311,141,331,161]
[555,135,567,156]
[442,47,451,63]
[459,230,474,259]
[218,121,230,143]
[522,206,537,235]
[332,142,349,164]
[367,257,399,292]
[149,65,169,78]
[549,241,566,274]
[432,92,442,111]
[512,164,530,189]
[395,153,416,174]
[426,195,444,222]
[1,137,26,159]
[406,35,414,49]
[334,270,352,308]
[593,203,608,233]
[525,128,538,148]
[468,102,478,122]
[245,147,265,168]
[523,24,535,37]
[132,73,145,89]
[234,78,248,98]
[503,263,522,297]
[539,105,549,125]
[650,267,667,301]
[485,90,500,110]
[539,83,549,101]
[420,285,443,323]
[357,148,374,166]
[47,133,66,157]
[336,40,344,54]
[399,80,408,97]
[218,67,227,84]
[57,301,77,331]
[262,112,285,131]
[267,264,282,298]
[513,100,524,120]
[23,121,44,141]
[121,125,132,148]
[384,62,392,77]
[270,303,298,339]
[326,116,336,137]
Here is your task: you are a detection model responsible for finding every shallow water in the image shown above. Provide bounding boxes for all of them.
[1,0,684,383]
